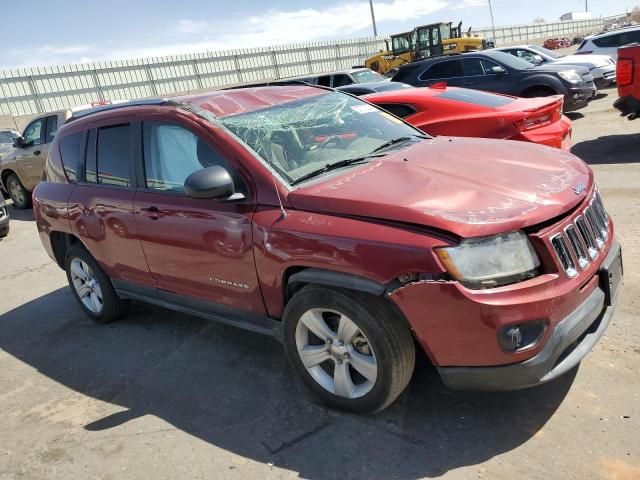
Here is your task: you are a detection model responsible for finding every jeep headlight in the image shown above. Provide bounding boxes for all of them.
[435,231,540,289]
[558,69,582,84]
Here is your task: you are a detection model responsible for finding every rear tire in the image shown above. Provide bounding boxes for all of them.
[282,285,415,414]
[64,244,128,323]
[6,174,32,209]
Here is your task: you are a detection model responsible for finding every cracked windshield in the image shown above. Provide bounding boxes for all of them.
[220,91,424,184]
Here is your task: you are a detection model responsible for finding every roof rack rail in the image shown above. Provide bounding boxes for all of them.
[65,98,169,123]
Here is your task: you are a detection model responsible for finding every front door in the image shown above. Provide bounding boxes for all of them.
[460,58,510,94]
[14,116,56,190]
[133,120,265,315]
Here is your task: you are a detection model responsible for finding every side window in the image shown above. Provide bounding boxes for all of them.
[317,75,331,87]
[143,122,231,193]
[23,119,45,146]
[480,59,502,74]
[376,103,416,118]
[45,116,58,143]
[332,74,353,87]
[96,124,131,187]
[420,60,463,80]
[594,34,620,48]
[514,49,537,63]
[58,132,82,182]
[462,58,485,76]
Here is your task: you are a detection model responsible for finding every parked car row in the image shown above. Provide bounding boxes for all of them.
[390,50,597,111]
[30,86,621,413]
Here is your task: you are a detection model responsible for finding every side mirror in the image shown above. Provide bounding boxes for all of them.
[184,166,244,201]
[491,66,506,75]
[531,54,544,65]
[13,136,25,148]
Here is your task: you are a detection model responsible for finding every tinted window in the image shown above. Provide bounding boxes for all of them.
[435,89,514,107]
[143,122,230,192]
[420,60,463,80]
[58,132,82,182]
[317,75,331,87]
[332,74,353,87]
[462,58,485,76]
[482,51,534,70]
[96,125,130,186]
[480,58,504,72]
[45,116,58,143]
[23,119,44,146]
[85,130,97,183]
[591,31,640,48]
[375,103,416,118]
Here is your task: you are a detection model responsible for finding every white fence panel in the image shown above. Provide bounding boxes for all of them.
[0,17,610,118]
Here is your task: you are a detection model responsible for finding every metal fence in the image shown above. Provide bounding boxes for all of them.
[0,16,609,119]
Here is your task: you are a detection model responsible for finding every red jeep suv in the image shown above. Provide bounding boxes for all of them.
[33,86,622,413]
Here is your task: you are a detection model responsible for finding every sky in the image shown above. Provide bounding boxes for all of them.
[0,0,636,69]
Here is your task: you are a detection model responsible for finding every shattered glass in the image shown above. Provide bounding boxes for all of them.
[219,91,424,184]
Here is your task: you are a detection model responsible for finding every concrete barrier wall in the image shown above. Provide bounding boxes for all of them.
[0,16,614,128]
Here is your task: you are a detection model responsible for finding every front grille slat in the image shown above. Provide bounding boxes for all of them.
[550,190,611,278]
[551,234,577,278]
[585,207,605,250]
[566,225,589,269]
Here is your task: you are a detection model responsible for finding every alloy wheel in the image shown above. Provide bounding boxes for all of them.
[295,308,378,399]
[69,258,103,314]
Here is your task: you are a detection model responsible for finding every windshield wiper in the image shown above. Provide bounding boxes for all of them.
[290,155,383,186]
[369,135,425,154]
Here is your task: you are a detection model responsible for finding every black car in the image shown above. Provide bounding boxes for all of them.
[336,81,414,96]
[391,51,597,111]
[0,196,9,238]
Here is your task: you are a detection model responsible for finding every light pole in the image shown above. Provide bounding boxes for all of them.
[369,0,378,37]
[488,0,497,43]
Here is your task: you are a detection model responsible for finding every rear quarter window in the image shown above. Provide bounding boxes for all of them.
[58,132,83,182]
[419,60,464,81]
[435,89,514,107]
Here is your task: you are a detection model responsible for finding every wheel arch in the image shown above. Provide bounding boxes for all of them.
[284,267,387,305]
[49,231,82,268]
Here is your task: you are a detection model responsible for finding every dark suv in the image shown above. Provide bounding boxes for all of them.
[33,87,621,413]
[392,51,597,111]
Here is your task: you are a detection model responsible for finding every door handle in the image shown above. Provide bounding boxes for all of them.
[139,206,164,219]
[33,150,41,156]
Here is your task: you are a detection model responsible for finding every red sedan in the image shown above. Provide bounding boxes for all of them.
[363,84,573,150]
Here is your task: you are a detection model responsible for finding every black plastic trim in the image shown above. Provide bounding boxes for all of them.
[287,268,386,296]
[112,279,281,338]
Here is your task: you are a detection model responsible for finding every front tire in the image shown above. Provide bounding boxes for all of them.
[282,286,415,413]
[6,174,32,209]
[65,244,128,323]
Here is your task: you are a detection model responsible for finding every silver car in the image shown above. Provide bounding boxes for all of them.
[576,26,640,60]
[496,44,616,88]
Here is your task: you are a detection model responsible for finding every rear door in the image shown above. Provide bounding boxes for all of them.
[14,117,46,190]
[133,118,265,314]
[417,59,464,86]
[68,120,154,288]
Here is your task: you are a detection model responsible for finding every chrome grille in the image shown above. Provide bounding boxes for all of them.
[565,225,589,270]
[551,235,577,278]
[551,191,610,277]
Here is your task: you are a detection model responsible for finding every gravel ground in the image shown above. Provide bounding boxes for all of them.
[0,91,638,480]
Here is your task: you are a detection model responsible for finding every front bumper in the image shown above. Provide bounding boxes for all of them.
[614,95,640,118]
[591,66,616,88]
[564,85,597,111]
[437,242,621,390]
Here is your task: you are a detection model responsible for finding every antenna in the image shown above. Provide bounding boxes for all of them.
[271,172,287,220]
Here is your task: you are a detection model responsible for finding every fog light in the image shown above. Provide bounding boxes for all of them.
[498,320,546,352]
[573,93,580,99]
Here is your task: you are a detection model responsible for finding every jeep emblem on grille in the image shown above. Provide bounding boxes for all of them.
[573,183,586,195]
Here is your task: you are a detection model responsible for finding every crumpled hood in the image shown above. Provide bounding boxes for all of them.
[288,137,592,238]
